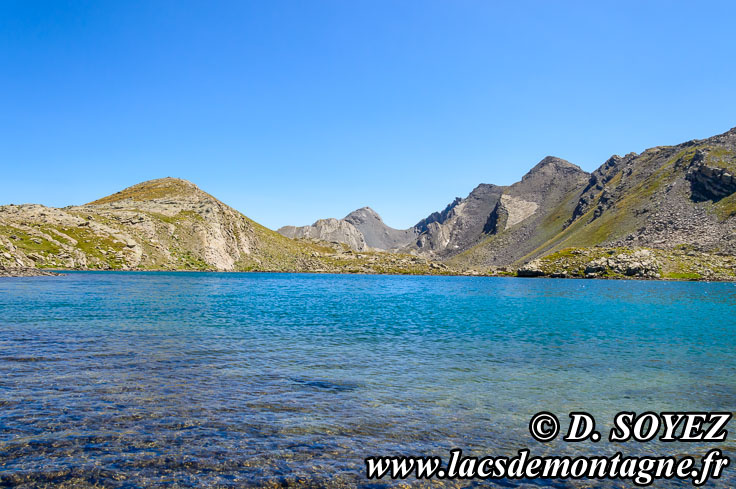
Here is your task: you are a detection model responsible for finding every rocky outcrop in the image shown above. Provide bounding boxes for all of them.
[484,193,542,237]
[517,260,545,277]
[414,198,462,233]
[278,218,368,251]
[566,153,638,227]
[516,246,736,281]
[686,152,736,201]
[583,249,660,279]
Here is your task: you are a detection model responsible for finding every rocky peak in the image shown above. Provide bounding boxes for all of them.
[522,156,586,181]
[467,183,504,200]
[87,177,211,206]
[344,206,383,225]
[602,155,623,169]
[342,206,417,250]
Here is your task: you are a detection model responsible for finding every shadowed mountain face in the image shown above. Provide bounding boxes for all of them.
[343,207,418,250]
[412,183,506,256]
[454,127,736,268]
[453,157,590,265]
[279,127,736,268]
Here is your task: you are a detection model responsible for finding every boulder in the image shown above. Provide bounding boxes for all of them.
[517,260,545,277]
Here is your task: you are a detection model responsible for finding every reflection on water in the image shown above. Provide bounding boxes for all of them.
[0,272,734,487]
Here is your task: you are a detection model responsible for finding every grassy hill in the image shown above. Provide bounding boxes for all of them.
[0,178,454,275]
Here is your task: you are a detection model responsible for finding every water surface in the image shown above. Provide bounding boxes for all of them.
[1,272,735,487]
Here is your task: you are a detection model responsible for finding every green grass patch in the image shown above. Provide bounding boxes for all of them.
[88,179,199,205]
[664,272,702,280]
[0,225,61,255]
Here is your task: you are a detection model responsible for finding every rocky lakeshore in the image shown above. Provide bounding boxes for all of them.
[0,267,61,277]
[516,247,736,281]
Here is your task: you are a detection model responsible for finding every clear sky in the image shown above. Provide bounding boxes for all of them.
[1,1,735,230]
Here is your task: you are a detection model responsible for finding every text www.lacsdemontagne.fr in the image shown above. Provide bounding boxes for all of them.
[365,448,729,486]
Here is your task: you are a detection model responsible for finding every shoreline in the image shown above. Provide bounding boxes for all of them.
[0,267,62,277]
[2,267,733,282]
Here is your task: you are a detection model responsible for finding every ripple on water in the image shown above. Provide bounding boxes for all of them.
[0,272,734,488]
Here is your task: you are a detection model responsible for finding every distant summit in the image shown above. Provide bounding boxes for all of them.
[88,177,208,205]
[522,156,585,180]
[343,207,417,250]
[278,206,418,251]
[344,206,382,222]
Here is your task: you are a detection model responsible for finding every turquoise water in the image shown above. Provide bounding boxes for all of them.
[1,272,734,487]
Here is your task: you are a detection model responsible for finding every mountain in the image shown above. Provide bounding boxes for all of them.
[277,158,587,260]
[278,126,736,280]
[412,184,506,256]
[453,127,736,278]
[450,156,589,266]
[278,218,368,251]
[277,186,508,256]
[3,127,736,280]
[0,178,452,275]
[279,207,417,251]
[343,207,418,250]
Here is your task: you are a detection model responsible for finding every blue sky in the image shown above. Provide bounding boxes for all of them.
[1,1,735,230]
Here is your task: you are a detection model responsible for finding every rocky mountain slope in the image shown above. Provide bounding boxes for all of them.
[277,157,591,261]
[280,126,736,280]
[277,184,507,256]
[451,157,590,266]
[277,158,591,261]
[411,184,505,257]
[0,178,454,275]
[455,126,736,270]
